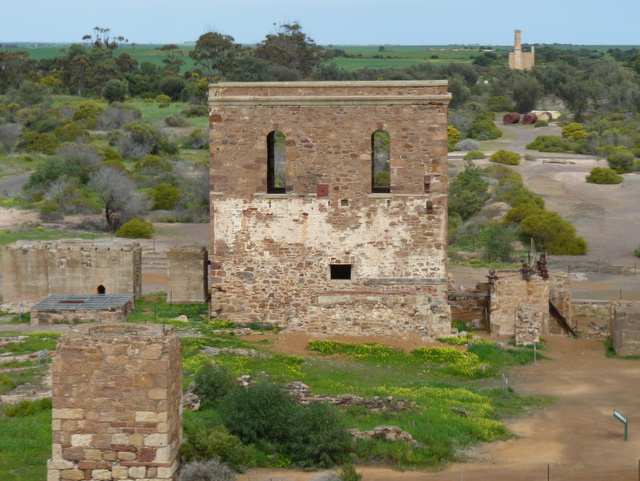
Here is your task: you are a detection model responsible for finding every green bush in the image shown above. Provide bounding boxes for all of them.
[534,120,549,128]
[182,104,209,117]
[54,122,87,142]
[156,94,172,107]
[526,135,574,153]
[520,211,587,255]
[183,129,208,150]
[448,166,490,220]
[116,218,154,239]
[220,381,351,468]
[635,246,640,258]
[487,95,513,112]
[504,202,543,224]
[152,183,181,210]
[180,424,255,471]
[448,125,461,150]
[562,122,588,141]
[586,167,623,184]
[72,101,105,128]
[339,464,362,481]
[102,79,128,103]
[463,150,485,160]
[159,76,186,101]
[18,131,59,154]
[481,223,517,262]
[178,460,236,481]
[164,115,189,127]
[469,112,502,141]
[490,150,521,166]
[607,147,635,173]
[193,363,236,406]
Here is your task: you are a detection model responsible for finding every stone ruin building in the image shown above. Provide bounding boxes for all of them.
[208,80,452,337]
[508,29,535,71]
[48,324,182,481]
[1,239,142,309]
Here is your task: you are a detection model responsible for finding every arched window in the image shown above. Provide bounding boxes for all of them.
[371,130,390,193]
[267,131,286,194]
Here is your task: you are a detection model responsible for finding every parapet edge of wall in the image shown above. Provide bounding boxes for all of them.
[211,80,449,88]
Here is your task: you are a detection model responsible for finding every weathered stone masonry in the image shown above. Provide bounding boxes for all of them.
[209,81,452,337]
[48,324,182,481]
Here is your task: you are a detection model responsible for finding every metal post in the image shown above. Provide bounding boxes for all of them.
[547,463,550,481]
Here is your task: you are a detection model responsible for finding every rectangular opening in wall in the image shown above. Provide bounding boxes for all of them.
[330,264,352,280]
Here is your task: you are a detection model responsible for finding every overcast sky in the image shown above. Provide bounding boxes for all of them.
[2,0,638,45]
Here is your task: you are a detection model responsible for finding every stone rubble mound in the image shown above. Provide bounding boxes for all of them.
[349,426,418,445]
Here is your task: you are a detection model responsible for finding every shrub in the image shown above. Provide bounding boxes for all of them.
[165,115,190,127]
[180,425,255,471]
[183,129,209,150]
[339,465,362,481]
[520,211,587,255]
[193,363,235,405]
[463,150,485,161]
[534,120,549,128]
[455,138,480,152]
[468,112,502,140]
[562,122,588,141]
[96,104,142,130]
[504,202,543,224]
[102,79,128,103]
[178,460,235,481]
[151,183,181,210]
[448,125,461,150]
[607,147,635,173]
[116,218,154,239]
[586,167,623,185]
[160,76,186,101]
[156,94,172,107]
[448,166,490,220]
[182,104,209,117]
[72,101,105,128]
[487,95,513,112]
[0,123,21,152]
[9,81,51,106]
[118,122,174,159]
[526,135,574,153]
[220,381,350,468]
[220,381,299,446]
[18,131,59,154]
[54,122,87,142]
[482,224,517,262]
[490,150,520,166]
[135,154,173,173]
[635,246,640,258]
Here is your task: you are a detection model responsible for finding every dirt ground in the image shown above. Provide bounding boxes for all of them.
[239,336,640,481]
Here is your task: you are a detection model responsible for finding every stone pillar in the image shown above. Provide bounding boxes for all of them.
[549,271,573,333]
[515,303,543,346]
[610,301,640,356]
[166,246,208,304]
[48,324,181,481]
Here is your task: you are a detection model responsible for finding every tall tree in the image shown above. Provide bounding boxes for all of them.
[189,32,240,77]
[255,22,325,77]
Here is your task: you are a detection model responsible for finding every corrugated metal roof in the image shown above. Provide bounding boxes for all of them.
[32,294,133,311]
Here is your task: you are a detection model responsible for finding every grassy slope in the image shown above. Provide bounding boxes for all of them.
[0,299,549,480]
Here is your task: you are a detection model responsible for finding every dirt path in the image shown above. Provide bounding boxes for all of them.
[240,336,640,481]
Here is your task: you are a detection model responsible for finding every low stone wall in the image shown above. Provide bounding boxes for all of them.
[48,324,182,481]
[572,299,611,338]
[166,246,208,304]
[610,301,640,356]
[31,301,133,326]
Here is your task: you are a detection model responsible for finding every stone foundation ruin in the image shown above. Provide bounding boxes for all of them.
[1,239,142,309]
[48,324,182,481]
[31,294,134,326]
[208,80,452,337]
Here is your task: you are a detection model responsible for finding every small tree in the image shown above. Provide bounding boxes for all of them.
[190,32,241,77]
[116,218,154,239]
[102,79,128,103]
[512,76,541,113]
[89,167,148,231]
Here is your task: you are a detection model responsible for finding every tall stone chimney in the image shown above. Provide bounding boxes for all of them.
[514,29,523,50]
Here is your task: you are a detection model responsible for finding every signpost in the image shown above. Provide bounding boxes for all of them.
[613,410,628,441]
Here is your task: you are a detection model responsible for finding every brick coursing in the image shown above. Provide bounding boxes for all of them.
[208,81,451,337]
[48,325,181,481]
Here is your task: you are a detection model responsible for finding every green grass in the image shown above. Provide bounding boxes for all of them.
[127,293,209,326]
[124,99,206,127]
[0,227,101,246]
[0,408,51,481]
[0,332,59,355]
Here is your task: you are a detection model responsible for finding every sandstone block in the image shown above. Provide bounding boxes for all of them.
[92,469,113,480]
[128,466,146,478]
[70,434,92,447]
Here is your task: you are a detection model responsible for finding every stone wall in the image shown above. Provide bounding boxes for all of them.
[209,81,451,338]
[515,303,544,346]
[448,284,489,330]
[572,299,611,338]
[489,271,549,337]
[166,246,208,304]
[549,272,573,333]
[1,239,142,308]
[48,324,181,481]
[31,301,134,326]
[610,301,640,356]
